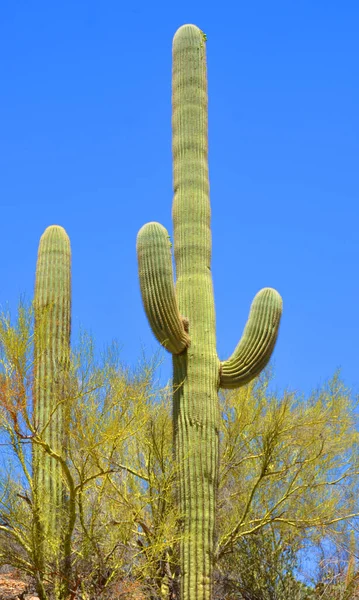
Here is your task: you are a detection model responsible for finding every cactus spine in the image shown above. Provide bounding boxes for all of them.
[33,225,71,567]
[137,25,283,600]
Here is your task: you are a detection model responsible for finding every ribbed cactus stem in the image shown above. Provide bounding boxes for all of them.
[137,24,283,600]
[33,225,71,545]
[172,25,218,600]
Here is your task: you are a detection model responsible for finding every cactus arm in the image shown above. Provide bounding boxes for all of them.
[137,221,190,354]
[219,287,282,389]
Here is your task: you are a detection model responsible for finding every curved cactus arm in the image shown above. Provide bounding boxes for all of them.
[137,221,190,354]
[219,287,283,389]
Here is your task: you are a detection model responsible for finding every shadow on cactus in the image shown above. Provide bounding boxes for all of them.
[137,24,282,600]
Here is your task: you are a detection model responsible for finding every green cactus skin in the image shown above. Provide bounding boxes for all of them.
[33,225,71,549]
[137,25,282,600]
[137,222,190,354]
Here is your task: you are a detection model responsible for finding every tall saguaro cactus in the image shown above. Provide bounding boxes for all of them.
[137,25,283,600]
[33,225,71,562]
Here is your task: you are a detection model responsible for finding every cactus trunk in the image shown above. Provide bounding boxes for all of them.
[33,225,71,594]
[172,26,219,600]
[137,24,282,600]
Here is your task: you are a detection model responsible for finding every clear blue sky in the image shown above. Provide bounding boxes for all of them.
[1,1,358,395]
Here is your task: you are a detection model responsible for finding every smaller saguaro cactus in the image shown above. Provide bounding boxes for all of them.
[137,25,283,600]
[33,225,71,568]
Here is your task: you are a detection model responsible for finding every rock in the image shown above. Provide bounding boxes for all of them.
[0,572,27,600]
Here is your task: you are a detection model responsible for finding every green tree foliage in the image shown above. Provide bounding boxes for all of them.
[214,526,314,599]
[307,528,359,599]
[0,305,358,599]
[0,304,161,598]
[217,373,359,557]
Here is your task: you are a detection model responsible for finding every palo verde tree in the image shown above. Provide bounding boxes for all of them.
[1,312,358,598]
[137,24,283,600]
[0,301,158,600]
[214,373,359,599]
